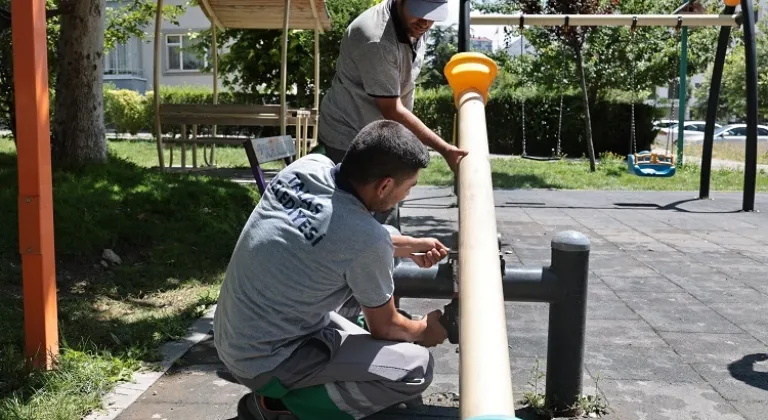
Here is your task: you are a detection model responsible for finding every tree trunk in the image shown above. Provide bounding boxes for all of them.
[575,47,596,172]
[52,0,106,167]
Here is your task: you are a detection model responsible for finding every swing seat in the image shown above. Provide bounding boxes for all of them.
[522,154,562,162]
[627,151,676,177]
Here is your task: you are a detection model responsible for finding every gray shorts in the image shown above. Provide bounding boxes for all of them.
[232,312,433,419]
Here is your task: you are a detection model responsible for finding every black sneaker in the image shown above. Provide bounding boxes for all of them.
[237,392,297,420]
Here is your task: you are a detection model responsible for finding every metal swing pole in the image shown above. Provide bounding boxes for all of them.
[699,3,737,199]
[740,0,759,212]
[458,0,470,52]
[470,14,740,27]
[452,0,471,202]
[677,14,688,166]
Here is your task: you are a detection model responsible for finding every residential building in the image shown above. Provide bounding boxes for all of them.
[505,35,537,57]
[471,36,493,53]
[104,0,216,93]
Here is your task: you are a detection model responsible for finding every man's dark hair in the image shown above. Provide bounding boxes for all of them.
[340,120,430,184]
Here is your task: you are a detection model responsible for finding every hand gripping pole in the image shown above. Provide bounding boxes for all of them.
[444,53,520,420]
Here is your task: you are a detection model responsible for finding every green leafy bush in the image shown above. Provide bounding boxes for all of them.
[104,88,148,136]
[105,84,656,156]
[415,87,658,157]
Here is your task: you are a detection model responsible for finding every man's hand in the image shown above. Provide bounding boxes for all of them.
[441,144,469,173]
[416,310,448,347]
[409,237,449,268]
[373,97,468,173]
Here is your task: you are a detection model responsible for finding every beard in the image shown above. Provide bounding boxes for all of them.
[409,26,427,38]
[370,191,398,213]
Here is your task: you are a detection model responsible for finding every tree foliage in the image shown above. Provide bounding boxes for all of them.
[475,0,720,98]
[505,0,621,170]
[694,20,768,122]
[0,0,60,137]
[191,0,380,108]
[417,24,458,89]
[0,0,186,140]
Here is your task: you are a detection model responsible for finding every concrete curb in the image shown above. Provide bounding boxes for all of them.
[83,304,218,420]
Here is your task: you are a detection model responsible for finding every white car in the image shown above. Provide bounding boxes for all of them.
[684,123,768,143]
[653,119,679,129]
[656,121,723,146]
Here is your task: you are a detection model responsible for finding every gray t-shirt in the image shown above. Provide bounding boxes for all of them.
[317,0,426,151]
[213,154,395,379]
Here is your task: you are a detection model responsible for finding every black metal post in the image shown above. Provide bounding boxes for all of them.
[393,262,455,299]
[699,6,736,200]
[452,0,471,201]
[458,0,470,53]
[742,0,759,212]
[545,231,590,416]
[393,263,564,303]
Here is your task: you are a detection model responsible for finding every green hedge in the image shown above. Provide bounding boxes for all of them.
[105,85,655,156]
[415,88,657,157]
[104,85,292,139]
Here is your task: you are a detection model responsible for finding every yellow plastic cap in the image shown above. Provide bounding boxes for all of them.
[723,0,740,6]
[443,52,498,108]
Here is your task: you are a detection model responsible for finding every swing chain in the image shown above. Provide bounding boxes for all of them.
[555,17,570,158]
[666,20,684,158]
[556,46,566,158]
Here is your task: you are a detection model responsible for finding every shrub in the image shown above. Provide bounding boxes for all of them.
[415,87,657,157]
[104,88,149,136]
[105,84,656,157]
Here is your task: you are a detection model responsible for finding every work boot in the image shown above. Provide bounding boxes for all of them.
[237,392,297,420]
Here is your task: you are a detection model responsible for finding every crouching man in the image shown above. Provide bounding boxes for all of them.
[214,120,450,420]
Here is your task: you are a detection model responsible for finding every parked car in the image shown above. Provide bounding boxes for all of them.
[656,120,723,146]
[652,119,678,130]
[684,123,768,143]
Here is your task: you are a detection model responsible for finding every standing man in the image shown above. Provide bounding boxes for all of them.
[316,0,467,172]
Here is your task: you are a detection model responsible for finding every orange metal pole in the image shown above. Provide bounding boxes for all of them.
[12,0,59,369]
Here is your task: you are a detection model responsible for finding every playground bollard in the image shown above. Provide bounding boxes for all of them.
[392,229,591,417]
[545,231,590,415]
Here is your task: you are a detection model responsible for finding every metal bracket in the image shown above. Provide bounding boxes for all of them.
[437,232,508,346]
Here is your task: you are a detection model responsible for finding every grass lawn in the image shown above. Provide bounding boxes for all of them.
[0,134,767,419]
[0,138,260,419]
[683,140,768,166]
[421,152,768,192]
[85,138,768,192]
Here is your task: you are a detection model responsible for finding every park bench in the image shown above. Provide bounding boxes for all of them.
[158,103,316,170]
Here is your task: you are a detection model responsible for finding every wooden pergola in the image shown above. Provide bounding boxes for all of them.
[152,0,332,169]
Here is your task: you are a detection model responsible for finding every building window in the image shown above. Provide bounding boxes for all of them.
[104,39,143,77]
[166,34,207,72]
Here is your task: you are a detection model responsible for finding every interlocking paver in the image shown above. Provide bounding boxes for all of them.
[106,188,768,420]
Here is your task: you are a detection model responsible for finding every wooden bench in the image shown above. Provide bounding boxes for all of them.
[157,103,317,169]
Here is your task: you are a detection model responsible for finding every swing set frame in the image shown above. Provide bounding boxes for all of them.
[461,0,760,212]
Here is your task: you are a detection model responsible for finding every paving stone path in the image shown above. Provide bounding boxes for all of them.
[99,188,768,420]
